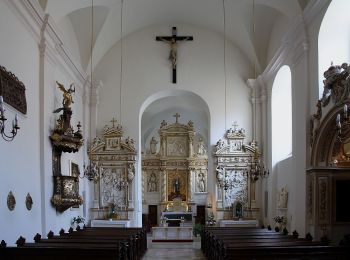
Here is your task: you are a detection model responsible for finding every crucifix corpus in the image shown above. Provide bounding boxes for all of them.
[156,27,193,84]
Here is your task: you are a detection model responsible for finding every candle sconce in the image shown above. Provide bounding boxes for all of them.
[0,97,19,142]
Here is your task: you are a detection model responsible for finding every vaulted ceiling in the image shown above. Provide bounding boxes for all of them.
[39,0,308,75]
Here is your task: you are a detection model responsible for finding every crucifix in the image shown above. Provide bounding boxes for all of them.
[173,112,180,123]
[156,27,193,83]
[110,117,118,128]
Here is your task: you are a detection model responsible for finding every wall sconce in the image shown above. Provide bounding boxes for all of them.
[0,96,19,141]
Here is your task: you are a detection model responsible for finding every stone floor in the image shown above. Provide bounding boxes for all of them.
[141,248,206,259]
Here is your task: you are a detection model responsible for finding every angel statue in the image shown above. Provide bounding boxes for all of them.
[56,81,75,109]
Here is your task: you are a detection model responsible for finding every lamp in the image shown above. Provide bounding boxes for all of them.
[248,0,269,182]
[83,0,98,182]
[0,96,19,141]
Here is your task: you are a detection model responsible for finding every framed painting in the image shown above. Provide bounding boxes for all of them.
[70,161,80,210]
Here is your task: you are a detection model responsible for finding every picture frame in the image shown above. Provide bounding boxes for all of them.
[70,161,80,210]
[70,161,80,177]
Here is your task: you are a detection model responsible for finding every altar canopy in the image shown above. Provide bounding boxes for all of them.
[142,114,208,219]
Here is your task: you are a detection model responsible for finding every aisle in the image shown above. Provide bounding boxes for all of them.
[141,248,206,260]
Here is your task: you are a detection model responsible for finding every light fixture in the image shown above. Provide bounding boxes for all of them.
[83,0,98,182]
[248,0,269,182]
[0,96,19,142]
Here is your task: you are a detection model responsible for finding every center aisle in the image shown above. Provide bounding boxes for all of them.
[141,248,206,260]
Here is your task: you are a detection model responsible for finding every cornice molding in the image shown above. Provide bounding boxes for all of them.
[261,0,327,84]
[7,0,87,87]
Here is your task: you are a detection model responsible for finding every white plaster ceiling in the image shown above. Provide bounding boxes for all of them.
[42,0,307,75]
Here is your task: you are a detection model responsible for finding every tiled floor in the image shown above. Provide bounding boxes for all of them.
[142,248,206,259]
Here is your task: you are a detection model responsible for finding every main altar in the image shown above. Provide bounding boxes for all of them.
[142,113,208,226]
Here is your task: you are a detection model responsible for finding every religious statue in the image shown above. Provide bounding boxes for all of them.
[216,139,225,150]
[127,163,135,182]
[148,172,157,192]
[278,186,288,208]
[150,136,158,154]
[197,138,207,155]
[197,171,205,192]
[173,177,180,194]
[216,165,225,186]
[56,81,75,109]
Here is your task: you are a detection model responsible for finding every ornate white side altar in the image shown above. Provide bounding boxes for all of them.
[91,219,131,228]
[152,226,193,241]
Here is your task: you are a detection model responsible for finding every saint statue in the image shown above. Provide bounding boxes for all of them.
[278,186,288,208]
[197,138,207,155]
[148,172,157,192]
[56,81,75,109]
[150,136,158,154]
[197,171,205,192]
[173,177,180,194]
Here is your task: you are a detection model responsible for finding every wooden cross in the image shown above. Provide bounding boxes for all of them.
[156,27,193,83]
[173,113,180,123]
[110,117,118,128]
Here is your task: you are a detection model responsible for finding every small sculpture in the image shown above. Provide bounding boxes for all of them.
[197,171,205,192]
[150,136,158,154]
[55,81,75,111]
[278,186,288,208]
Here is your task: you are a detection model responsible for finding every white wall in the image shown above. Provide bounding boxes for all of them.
[0,0,90,245]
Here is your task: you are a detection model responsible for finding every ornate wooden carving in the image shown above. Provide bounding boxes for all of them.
[0,66,27,114]
[50,82,84,212]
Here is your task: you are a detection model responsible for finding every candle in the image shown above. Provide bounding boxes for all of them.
[336,114,341,129]
[0,96,3,114]
[15,114,18,126]
[344,104,348,119]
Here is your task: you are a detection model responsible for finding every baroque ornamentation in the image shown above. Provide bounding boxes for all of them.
[89,119,137,209]
[50,81,84,212]
[0,65,27,114]
[142,113,208,206]
[7,191,16,211]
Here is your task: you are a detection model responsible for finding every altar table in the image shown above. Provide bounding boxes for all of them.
[152,226,193,241]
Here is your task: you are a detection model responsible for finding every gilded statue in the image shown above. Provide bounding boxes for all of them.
[56,81,75,109]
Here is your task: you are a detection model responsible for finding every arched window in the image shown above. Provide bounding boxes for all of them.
[319,0,350,98]
[272,65,292,165]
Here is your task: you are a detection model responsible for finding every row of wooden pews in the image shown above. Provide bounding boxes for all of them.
[202,227,350,260]
[0,226,147,260]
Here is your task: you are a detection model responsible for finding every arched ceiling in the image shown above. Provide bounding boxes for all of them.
[42,0,305,75]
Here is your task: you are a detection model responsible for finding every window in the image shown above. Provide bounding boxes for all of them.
[272,65,292,165]
[318,0,350,98]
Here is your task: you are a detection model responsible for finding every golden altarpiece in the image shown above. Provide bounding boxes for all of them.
[308,63,350,242]
[142,114,208,224]
[88,120,136,221]
[213,122,261,221]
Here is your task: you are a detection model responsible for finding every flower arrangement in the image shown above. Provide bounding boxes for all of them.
[273,216,286,224]
[206,212,216,226]
[71,216,85,225]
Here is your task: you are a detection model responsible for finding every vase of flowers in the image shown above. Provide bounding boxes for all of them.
[71,215,85,229]
[273,216,286,231]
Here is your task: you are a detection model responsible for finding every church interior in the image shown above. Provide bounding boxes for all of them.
[1,0,350,258]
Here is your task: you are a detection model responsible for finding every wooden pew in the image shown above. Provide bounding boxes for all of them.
[0,227,147,260]
[202,227,350,260]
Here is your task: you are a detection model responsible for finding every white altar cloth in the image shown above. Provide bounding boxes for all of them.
[219,219,258,227]
[152,226,193,240]
[91,219,131,228]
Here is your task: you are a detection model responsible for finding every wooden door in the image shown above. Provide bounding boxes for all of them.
[148,205,158,227]
[196,205,206,225]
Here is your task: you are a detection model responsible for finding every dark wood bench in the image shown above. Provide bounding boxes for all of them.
[0,227,147,260]
[202,227,350,260]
